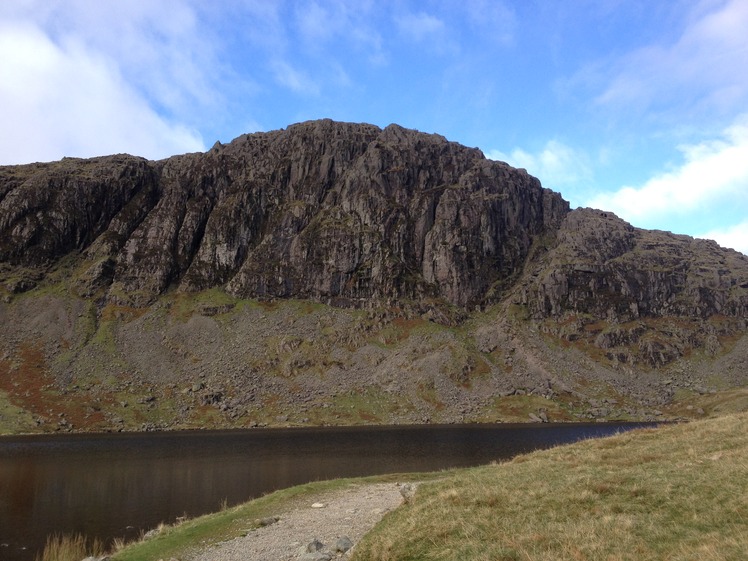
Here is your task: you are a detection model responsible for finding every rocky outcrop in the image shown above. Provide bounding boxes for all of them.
[511,208,748,368]
[2,120,747,322]
[517,208,748,321]
[0,155,159,266]
[0,120,567,308]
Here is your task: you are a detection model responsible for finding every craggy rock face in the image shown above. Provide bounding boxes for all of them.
[1,119,747,321]
[0,120,568,308]
[517,208,748,322]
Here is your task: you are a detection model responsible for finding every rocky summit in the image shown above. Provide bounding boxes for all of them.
[0,119,746,433]
[0,120,568,308]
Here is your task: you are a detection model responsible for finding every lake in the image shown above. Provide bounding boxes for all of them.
[0,422,652,561]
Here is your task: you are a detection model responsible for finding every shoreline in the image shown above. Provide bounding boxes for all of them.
[0,417,664,439]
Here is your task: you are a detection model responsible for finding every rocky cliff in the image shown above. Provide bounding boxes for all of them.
[515,208,748,369]
[0,120,568,308]
[0,120,746,433]
[520,209,748,320]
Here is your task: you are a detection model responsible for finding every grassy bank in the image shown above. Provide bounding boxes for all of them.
[352,413,748,561]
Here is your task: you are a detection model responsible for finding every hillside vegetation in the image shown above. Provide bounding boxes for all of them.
[1,120,747,433]
[353,413,748,561]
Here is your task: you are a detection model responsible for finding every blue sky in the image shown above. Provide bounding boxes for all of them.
[1,0,747,254]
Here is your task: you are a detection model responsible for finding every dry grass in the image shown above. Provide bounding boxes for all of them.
[353,413,748,561]
[35,533,104,561]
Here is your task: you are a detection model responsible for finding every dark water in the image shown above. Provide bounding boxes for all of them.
[0,423,652,561]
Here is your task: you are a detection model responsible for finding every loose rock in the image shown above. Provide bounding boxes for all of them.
[334,536,354,553]
[299,553,331,561]
[398,483,416,504]
[306,539,325,552]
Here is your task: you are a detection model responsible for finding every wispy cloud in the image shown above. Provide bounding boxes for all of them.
[465,0,515,46]
[270,59,321,95]
[594,0,748,119]
[293,1,385,64]
[3,1,224,117]
[394,9,455,53]
[294,1,337,44]
[486,140,593,200]
[396,11,445,42]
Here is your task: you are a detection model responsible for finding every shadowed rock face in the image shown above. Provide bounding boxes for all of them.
[0,120,568,308]
[1,119,747,323]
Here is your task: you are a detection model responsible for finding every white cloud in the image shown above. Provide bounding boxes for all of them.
[586,114,748,222]
[3,1,224,117]
[700,220,748,256]
[294,1,335,44]
[465,0,515,45]
[594,0,748,117]
[293,1,385,66]
[486,140,593,195]
[395,11,446,42]
[0,21,204,163]
[270,60,321,95]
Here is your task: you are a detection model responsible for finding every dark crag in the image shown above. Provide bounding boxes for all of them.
[0,120,568,308]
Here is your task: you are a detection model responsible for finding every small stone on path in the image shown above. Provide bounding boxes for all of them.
[299,541,330,561]
[299,553,331,561]
[306,539,324,552]
[334,536,353,553]
[398,482,415,503]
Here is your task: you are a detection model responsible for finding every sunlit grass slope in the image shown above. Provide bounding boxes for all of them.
[353,413,748,561]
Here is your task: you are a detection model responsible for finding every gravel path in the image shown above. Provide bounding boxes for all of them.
[185,482,410,561]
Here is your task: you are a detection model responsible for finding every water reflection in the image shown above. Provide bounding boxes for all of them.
[0,422,651,561]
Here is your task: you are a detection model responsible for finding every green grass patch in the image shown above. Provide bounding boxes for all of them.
[326,387,413,424]
[0,389,38,434]
[163,287,238,321]
[479,393,572,423]
[370,316,449,348]
[353,413,748,561]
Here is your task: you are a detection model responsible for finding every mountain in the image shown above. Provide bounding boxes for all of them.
[0,120,746,433]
